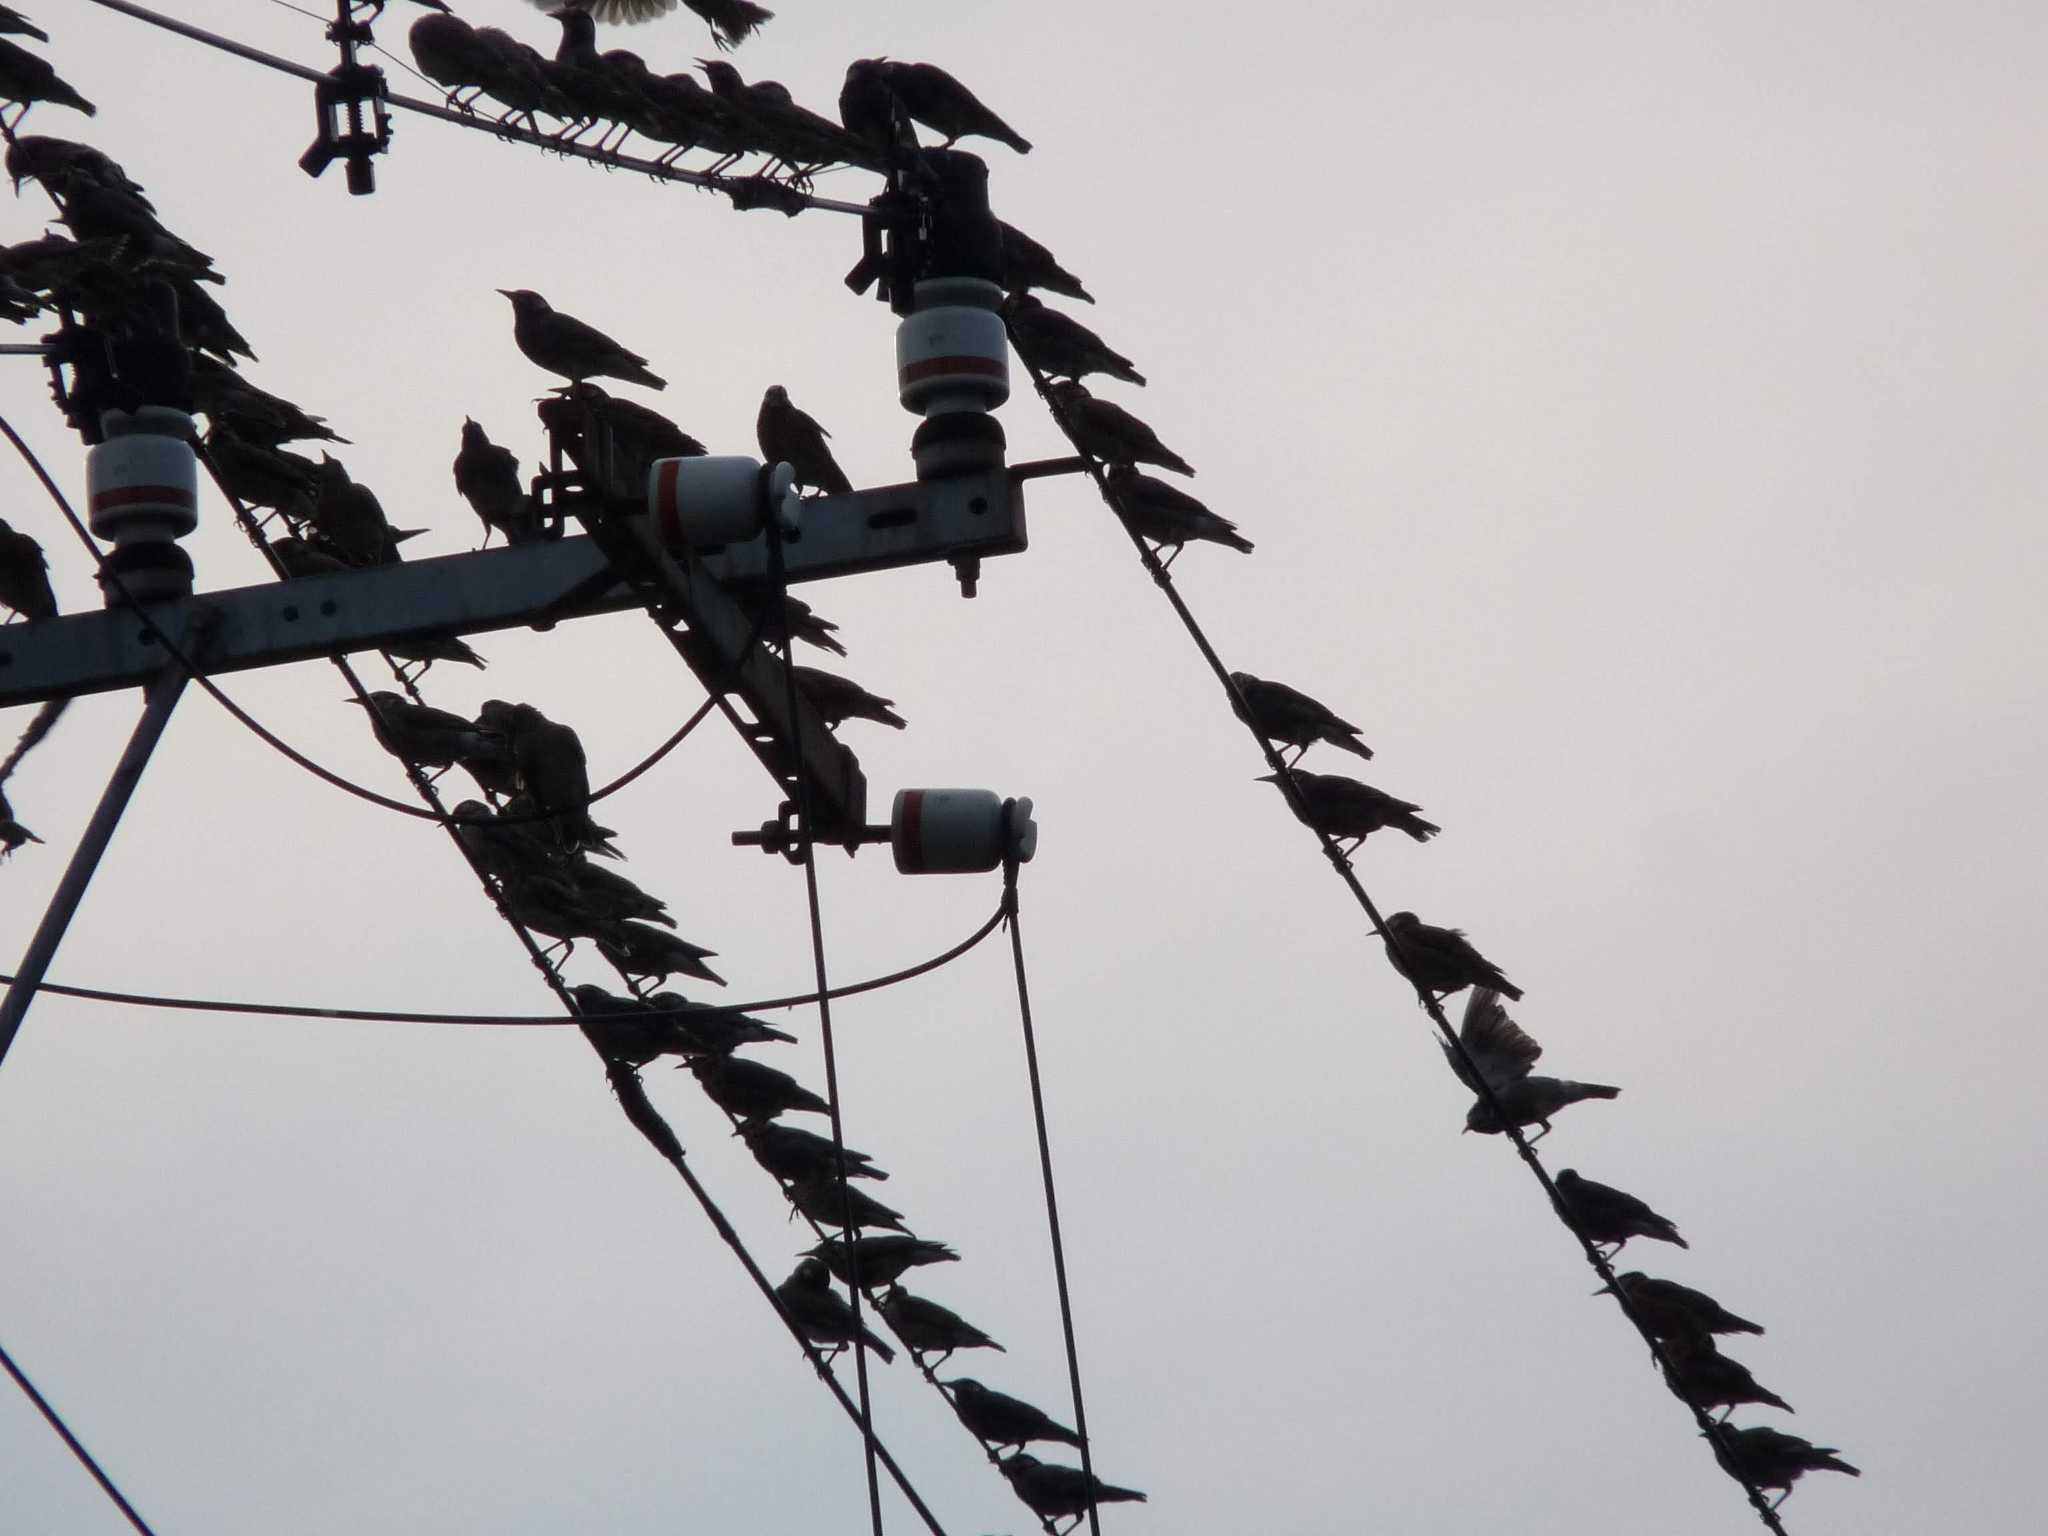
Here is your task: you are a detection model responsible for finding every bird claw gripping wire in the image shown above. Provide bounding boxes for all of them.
[297,2,392,196]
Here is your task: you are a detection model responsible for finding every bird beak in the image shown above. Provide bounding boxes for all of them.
[1255,773,1281,784]
[1592,1284,1614,1296]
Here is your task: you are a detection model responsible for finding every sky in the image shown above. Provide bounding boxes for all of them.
[3,1,2045,1532]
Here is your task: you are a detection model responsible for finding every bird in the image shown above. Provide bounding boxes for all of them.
[1259,768,1437,851]
[453,705,523,800]
[786,1173,909,1233]
[1551,1168,1687,1259]
[999,220,1092,304]
[1005,293,1141,386]
[1051,382,1193,475]
[804,1234,957,1291]
[6,136,146,203]
[1102,468,1247,561]
[307,455,406,567]
[202,431,322,517]
[0,783,39,858]
[739,591,846,656]
[946,1379,1079,1453]
[687,1053,827,1122]
[1597,1272,1764,1344]
[0,516,56,620]
[190,359,346,447]
[1229,672,1373,763]
[569,857,672,928]
[999,1452,1145,1527]
[448,799,562,884]
[500,289,665,390]
[0,8,48,45]
[743,1121,886,1185]
[0,36,94,125]
[497,702,613,855]
[838,57,911,159]
[350,692,495,770]
[575,991,689,1068]
[498,869,617,955]
[698,60,865,174]
[454,419,534,547]
[774,1257,893,1363]
[407,12,501,112]
[600,920,725,986]
[1662,1334,1793,1420]
[1380,910,1523,1001]
[54,178,218,283]
[526,1,774,52]
[1445,989,1618,1140]
[579,386,707,487]
[875,61,1029,152]
[644,991,794,1055]
[756,384,851,495]
[791,665,905,731]
[880,1292,1003,1365]
[1708,1425,1858,1508]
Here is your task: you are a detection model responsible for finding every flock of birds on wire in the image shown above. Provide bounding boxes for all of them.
[0,2,1864,1524]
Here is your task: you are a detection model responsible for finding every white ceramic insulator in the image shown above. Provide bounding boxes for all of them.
[892,787,1011,874]
[646,455,798,549]
[85,409,199,541]
[897,304,1010,416]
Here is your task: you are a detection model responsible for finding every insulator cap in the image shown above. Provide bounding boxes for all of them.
[646,456,798,550]
[891,788,1036,874]
[95,539,195,607]
[910,412,1006,481]
[897,278,1010,418]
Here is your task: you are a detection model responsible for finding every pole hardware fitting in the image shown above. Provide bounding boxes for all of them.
[298,4,391,196]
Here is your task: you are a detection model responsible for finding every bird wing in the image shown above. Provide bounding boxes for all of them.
[1443,988,1542,1093]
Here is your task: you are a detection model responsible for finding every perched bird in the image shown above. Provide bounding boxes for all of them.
[55,179,217,282]
[470,26,572,127]
[792,665,905,731]
[999,1452,1146,1524]
[947,1380,1080,1454]
[1380,910,1522,1001]
[269,535,351,580]
[0,516,57,620]
[7,136,146,203]
[454,418,534,546]
[1051,382,1193,476]
[1598,1272,1764,1344]
[499,702,613,854]
[350,691,494,770]
[1446,988,1618,1140]
[1006,293,1140,385]
[454,705,522,799]
[739,590,846,656]
[0,783,39,857]
[190,359,346,447]
[880,1292,1003,1365]
[786,1173,909,1233]
[774,1257,894,1363]
[756,384,851,495]
[308,455,409,567]
[1103,467,1247,560]
[498,869,616,953]
[876,61,1029,152]
[448,799,562,884]
[804,1234,958,1290]
[1260,767,1437,851]
[999,220,1092,304]
[1551,1168,1687,1259]
[837,57,911,159]
[698,60,865,173]
[571,984,696,1066]
[743,1121,887,1185]
[0,8,48,45]
[569,857,672,928]
[1662,1334,1793,1420]
[500,288,665,390]
[581,386,707,489]
[600,920,725,985]
[407,12,492,109]
[687,1053,827,1121]
[1229,672,1372,763]
[0,36,94,123]
[644,990,795,1054]
[202,430,321,516]
[1709,1425,1858,1507]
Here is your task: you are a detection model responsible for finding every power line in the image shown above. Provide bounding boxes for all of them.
[0,1337,160,1536]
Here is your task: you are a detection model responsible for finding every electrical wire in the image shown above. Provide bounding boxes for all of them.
[0,1338,160,1536]
[1013,348,1797,1535]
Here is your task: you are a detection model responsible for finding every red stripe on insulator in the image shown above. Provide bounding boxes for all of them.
[657,459,681,548]
[898,789,927,871]
[91,485,196,512]
[899,356,1007,385]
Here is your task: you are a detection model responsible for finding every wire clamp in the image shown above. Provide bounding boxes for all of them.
[297,5,392,195]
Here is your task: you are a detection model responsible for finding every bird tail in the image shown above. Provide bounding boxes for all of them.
[1396,815,1441,842]
[1111,362,1146,387]
[1099,1487,1147,1505]
[1813,1452,1860,1477]
[1758,1387,1794,1414]
[1158,450,1196,477]
[1218,527,1252,552]
[1331,733,1375,761]
[706,0,775,49]
[1567,1082,1622,1104]
[860,1327,896,1365]
[57,88,98,118]
[998,128,1033,154]
[877,706,908,730]
[1722,1313,1766,1337]
[1493,979,1526,1002]
[622,364,667,391]
[1652,1222,1689,1250]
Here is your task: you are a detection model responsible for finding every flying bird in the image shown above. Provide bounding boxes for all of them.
[0,516,56,620]
[1444,989,1618,1140]
[1551,1168,1687,1259]
[1050,381,1192,475]
[1708,1426,1858,1507]
[1597,1272,1764,1344]
[791,665,905,731]
[757,384,851,495]
[1259,767,1437,851]
[880,1292,1003,1365]
[525,0,775,52]
[1005,292,1141,385]
[500,288,666,390]
[875,61,1029,152]
[774,1257,893,1363]
[946,1379,1078,1453]
[1229,672,1372,763]
[1380,910,1523,1001]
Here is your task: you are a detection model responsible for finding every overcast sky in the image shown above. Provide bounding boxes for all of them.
[3,2,2044,1533]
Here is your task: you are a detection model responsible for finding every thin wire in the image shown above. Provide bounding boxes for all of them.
[1001,859,1103,1536]
[78,0,874,216]
[1014,351,1796,1535]
[0,1338,160,1536]
[0,902,1008,1026]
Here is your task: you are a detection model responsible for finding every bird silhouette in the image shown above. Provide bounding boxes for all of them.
[454,419,535,548]
[1708,1425,1858,1508]
[756,384,850,495]
[1597,1272,1764,1344]
[774,1257,893,1363]
[1380,910,1522,1001]
[946,1379,1078,1453]
[875,61,1029,152]
[1229,672,1372,763]
[1259,767,1436,851]
[0,516,56,620]
[1445,988,1618,1141]
[791,665,905,730]
[1551,1168,1687,1259]
[1006,292,1140,384]
[500,288,665,390]
[880,1292,1003,1365]
[999,1452,1146,1527]
[803,1234,957,1290]
[1051,381,1192,475]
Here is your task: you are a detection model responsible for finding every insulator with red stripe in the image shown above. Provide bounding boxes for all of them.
[644,455,799,552]
[84,406,199,605]
[891,788,1037,875]
[896,276,1010,480]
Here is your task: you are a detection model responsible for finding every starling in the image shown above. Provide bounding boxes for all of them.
[600,920,726,986]
[876,61,1029,153]
[688,1053,827,1121]
[1662,1334,1793,1419]
[1006,293,1140,385]
[471,26,572,125]
[698,61,865,171]
[569,857,672,928]
[498,702,613,855]
[455,705,522,799]
[528,1,775,52]
[645,990,795,1054]
[408,12,496,109]
[0,36,93,122]
[0,783,39,857]
[1709,1425,1858,1506]
[1447,989,1618,1140]
[350,691,495,769]
[789,665,905,731]
[739,590,846,656]
[1102,467,1246,558]
[55,179,217,283]
[756,384,851,495]
[499,869,618,950]
[454,418,534,547]
[307,455,407,567]
[269,535,351,580]
[1380,910,1522,1001]
[786,1173,909,1233]
[6,136,146,203]
[838,57,911,158]
[571,984,693,1066]
[999,220,1092,304]
[1597,1272,1764,1343]
[804,1234,958,1291]
[0,516,56,620]
[580,385,707,490]
[1050,381,1193,475]
[1229,671,1372,763]
[1551,1168,1687,1258]
[949,1379,1078,1453]
[999,1453,1146,1524]
[202,430,321,516]
[774,1257,894,1363]
[743,1121,886,1185]
[500,288,666,390]
[1259,767,1437,850]
[191,359,346,447]
[0,8,47,44]
[880,1292,1003,1365]
[448,799,562,884]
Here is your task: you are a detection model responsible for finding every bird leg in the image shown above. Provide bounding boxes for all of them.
[1769,1491,1792,1511]
[1526,1121,1553,1144]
